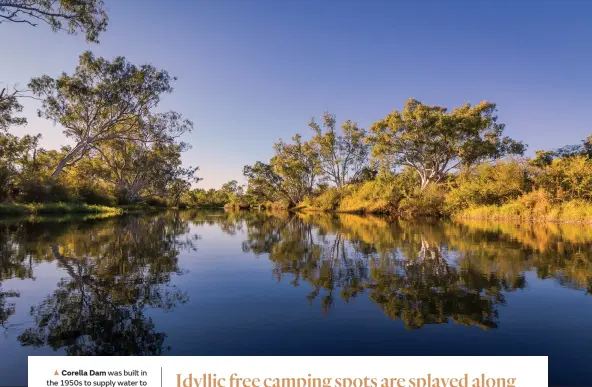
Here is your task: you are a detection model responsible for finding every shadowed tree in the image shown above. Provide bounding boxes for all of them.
[81,116,196,204]
[0,86,27,131]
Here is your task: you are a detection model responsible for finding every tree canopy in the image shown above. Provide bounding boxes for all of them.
[29,51,191,177]
[0,0,108,42]
[0,86,27,131]
[368,98,525,189]
[270,134,320,205]
[310,112,369,188]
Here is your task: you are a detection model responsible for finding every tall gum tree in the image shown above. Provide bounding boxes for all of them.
[29,51,186,177]
[309,112,369,189]
[243,161,285,203]
[271,134,320,206]
[368,98,525,189]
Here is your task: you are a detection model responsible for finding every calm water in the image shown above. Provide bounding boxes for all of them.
[0,210,591,385]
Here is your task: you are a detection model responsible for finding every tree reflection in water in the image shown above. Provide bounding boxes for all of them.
[1,209,591,350]
[0,213,197,354]
[223,211,591,329]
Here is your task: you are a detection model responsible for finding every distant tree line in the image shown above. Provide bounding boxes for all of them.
[201,99,592,222]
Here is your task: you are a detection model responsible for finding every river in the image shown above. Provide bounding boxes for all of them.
[0,210,590,386]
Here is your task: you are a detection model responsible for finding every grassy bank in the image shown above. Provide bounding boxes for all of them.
[453,191,592,224]
[0,202,123,216]
[294,178,445,218]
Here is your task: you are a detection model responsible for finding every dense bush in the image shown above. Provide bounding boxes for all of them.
[304,187,342,211]
[143,196,169,207]
[16,177,72,203]
[445,160,530,212]
[454,189,592,223]
[77,185,116,206]
[338,180,398,213]
[532,156,592,201]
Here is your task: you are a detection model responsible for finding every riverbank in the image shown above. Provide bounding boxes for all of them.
[454,203,592,224]
[453,192,592,224]
[0,202,123,216]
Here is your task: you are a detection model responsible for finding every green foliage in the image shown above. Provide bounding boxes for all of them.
[0,202,121,215]
[338,179,400,214]
[0,0,108,43]
[532,155,592,201]
[76,184,116,206]
[309,112,369,188]
[243,161,284,204]
[445,160,530,211]
[187,180,246,208]
[368,98,525,189]
[143,196,168,207]
[454,190,592,223]
[299,167,445,216]
[17,176,71,203]
[398,183,447,218]
[271,134,320,205]
[0,10,196,210]
[0,87,26,131]
[302,187,342,212]
[30,51,191,176]
[243,134,320,208]
[529,150,555,168]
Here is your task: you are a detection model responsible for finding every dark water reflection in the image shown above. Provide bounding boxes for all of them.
[0,210,591,385]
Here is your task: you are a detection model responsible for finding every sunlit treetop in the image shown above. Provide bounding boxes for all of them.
[0,0,108,43]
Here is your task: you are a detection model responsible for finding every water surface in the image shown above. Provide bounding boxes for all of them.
[0,210,591,386]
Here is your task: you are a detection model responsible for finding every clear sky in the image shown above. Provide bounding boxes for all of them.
[2,0,591,189]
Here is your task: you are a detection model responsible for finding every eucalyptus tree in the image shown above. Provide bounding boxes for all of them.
[270,134,320,205]
[0,0,108,42]
[368,98,525,189]
[83,112,194,204]
[243,161,285,203]
[150,161,200,206]
[29,51,187,177]
[310,112,369,188]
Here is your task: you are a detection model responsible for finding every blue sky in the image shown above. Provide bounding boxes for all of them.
[2,0,591,189]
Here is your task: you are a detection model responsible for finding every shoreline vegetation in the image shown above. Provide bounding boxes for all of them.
[213,104,592,225]
[0,202,187,216]
[2,6,592,224]
[0,202,122,216]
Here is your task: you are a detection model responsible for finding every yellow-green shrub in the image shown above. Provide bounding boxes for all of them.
[305,187,342,211]
[455,189,592,223]
[533,155,592,201]
[398,183,447,218]
[446,160,529,212]
[338,180,400,213]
